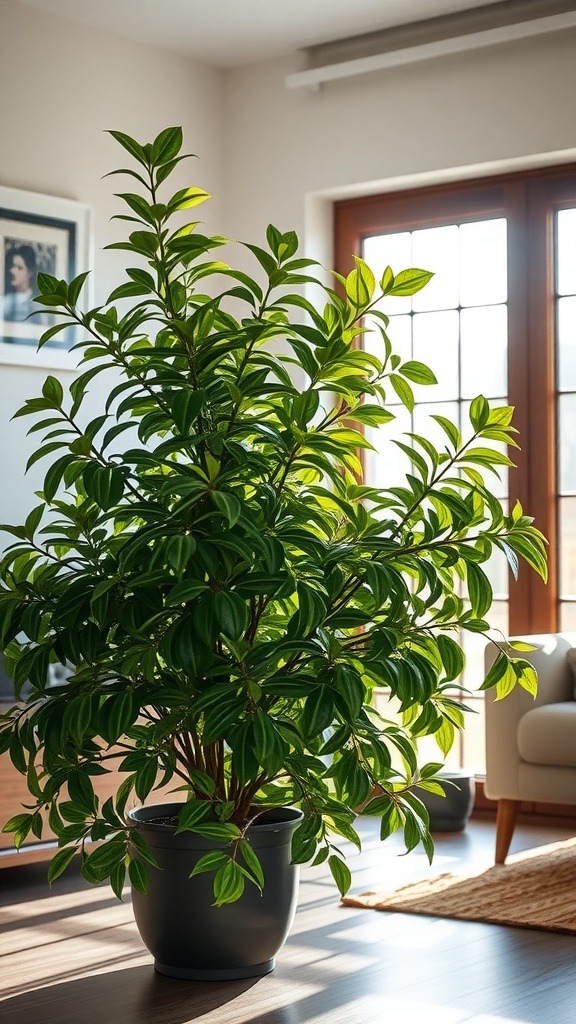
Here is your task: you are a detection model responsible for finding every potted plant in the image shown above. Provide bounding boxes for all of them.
[0,127,546,980]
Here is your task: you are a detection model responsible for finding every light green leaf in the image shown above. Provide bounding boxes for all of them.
[387,268,433,296]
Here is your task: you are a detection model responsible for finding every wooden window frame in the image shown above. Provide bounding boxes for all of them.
[334,165,576,636]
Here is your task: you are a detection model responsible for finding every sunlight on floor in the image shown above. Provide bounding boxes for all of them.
[334,914,459,949]
[467,1016,531,1023]
[310,993,467,1023]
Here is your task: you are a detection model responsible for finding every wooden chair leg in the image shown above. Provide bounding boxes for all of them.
[495,798,521,864]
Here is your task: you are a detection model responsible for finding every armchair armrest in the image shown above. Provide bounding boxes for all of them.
[484,633,576,801]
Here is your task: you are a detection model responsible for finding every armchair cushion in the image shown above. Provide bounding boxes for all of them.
[484,633,576,863]
[566,647,576,699]
[517,702,576,767]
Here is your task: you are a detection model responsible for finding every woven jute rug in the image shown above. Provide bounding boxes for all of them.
[341,836,576,934]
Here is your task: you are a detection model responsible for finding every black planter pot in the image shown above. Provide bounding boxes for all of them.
[418,770,475,831]
[128,803,304,981]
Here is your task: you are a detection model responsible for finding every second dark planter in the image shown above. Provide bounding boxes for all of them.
[128,803,303,981]
[418,770,475,831]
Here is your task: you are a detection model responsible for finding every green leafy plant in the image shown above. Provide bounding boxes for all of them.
[0,127,547,905]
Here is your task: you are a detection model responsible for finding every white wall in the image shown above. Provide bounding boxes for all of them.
[2,3,576,530]
[221,29,576,274]
[0,0,225,524]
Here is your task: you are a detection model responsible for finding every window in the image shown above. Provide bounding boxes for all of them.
[334,167,576,772]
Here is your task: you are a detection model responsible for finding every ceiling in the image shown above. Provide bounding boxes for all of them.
[12,0,511,68]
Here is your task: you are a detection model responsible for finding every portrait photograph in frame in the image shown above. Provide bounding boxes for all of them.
[0,185,92,370]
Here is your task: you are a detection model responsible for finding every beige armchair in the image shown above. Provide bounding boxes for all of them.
[484,633,576,863]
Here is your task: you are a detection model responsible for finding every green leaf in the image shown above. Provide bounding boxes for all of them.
[107,130,148,165]
[213,859,245,906]
[167,579,209,604]
[328,854,351,897]
[380,266,394,293]
[480,652,516,698]
[194,822,242,842]
[42,375,64,407]
[212,490,241,526]
[128,857,149,894]
[466,562,493,619]
[378,798,404,839]
[43,454,77,501]
[513,658,538,697]
[47,846,78,884]
[110,861,127,900]
[431,415,461,449]
[60,801,89,824]
[252,711,286,775]
[387,268,433,296]
[436,635,465,682]
[68,772,97,815]
[169,389,205,434]
[214,590,249,640]
[189,850,229,877]
[100,691,139,745]
[152,126,183,164]
[3,813,33,843]
[399,360,437,385]
[83,837,126,880]
[174,800,211,833]
[291,583,326,637]
[168,186,210,211]
[133,758,158,802]
[302,686,335,739]
[231,722,260,786]
[24,504,44,539]
[26,442,65,472]
[469,395,490,430]
[345,259,375,308]
[189,769,216,796]
[238,839,265,889]
[434,717,455,757]
[390,374,415,411]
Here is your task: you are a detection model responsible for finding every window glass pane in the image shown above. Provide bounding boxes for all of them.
[462,626,490,692]
[557,208,576,296]
[363,232,412,314]
[557,296,576,391]
[558,394,576,493]
[559,497,576,597]
[412,310,460,402]
[560,601,576,630]
[461,604,508,696]
[412,401,460,451]
[365,405,412,490]
[387,314,413,365]
[460,697,486,775]
[365,311,412,367]
[459,219,507,307]
[411,225,459,312]
[461,400,509,500]
[483,546,509,599]
[460,631,493,771]
[460,305,508,399]
[412,729,463,771]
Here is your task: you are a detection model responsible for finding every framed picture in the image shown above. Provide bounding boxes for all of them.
[0,185,92,369]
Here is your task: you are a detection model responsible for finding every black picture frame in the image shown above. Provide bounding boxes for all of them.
[0,186,91,369]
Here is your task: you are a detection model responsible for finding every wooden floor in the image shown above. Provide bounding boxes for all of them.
[1,816,576,1024]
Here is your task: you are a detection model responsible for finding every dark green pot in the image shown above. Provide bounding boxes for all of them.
[128,803,303,981]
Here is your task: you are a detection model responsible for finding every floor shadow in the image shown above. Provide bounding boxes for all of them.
[1,964,261,1024]
[0,858,98,905]
[1,892,123,933]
